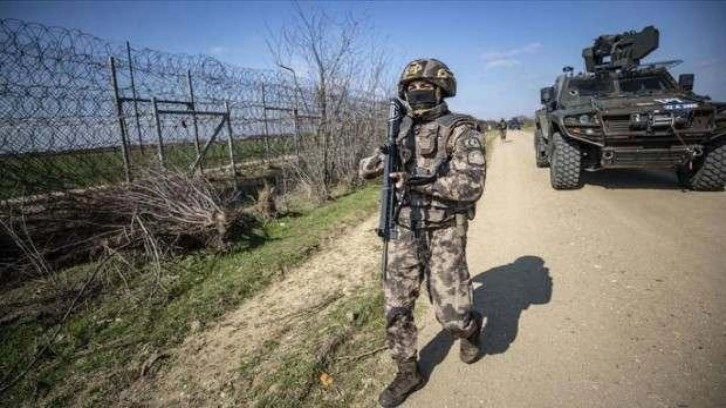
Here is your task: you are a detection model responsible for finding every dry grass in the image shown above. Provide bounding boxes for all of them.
[0,169,255,285]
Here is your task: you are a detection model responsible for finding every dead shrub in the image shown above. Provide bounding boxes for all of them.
[0,169,259,286]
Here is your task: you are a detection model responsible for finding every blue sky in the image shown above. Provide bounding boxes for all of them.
[2,0,725,120]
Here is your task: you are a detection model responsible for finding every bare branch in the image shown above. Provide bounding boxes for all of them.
[263,4,391,201]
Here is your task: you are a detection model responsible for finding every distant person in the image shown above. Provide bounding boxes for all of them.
[498,118,508,140]
[477,120,488,135]
[359,58,486,407]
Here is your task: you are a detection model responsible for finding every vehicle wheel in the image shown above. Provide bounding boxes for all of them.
[549,132,582,189]
[534,129,549,168]
[680,139,726,191]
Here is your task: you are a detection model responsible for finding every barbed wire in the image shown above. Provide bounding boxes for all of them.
[0,18,386,200]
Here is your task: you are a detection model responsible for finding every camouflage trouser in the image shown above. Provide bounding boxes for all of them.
[384,219,476,362]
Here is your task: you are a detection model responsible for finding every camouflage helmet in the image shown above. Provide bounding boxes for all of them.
[397,58,457,99]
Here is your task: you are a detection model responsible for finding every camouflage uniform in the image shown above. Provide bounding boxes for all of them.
[498,119,508,139]
[359,59,486,364]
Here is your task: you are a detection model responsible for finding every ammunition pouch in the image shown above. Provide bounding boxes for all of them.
[397,192,476,230]
[393,112,479,230]
[417,126,437,156]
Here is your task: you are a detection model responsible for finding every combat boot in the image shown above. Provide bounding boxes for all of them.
[460,311,483,364]
[378,357,425,407]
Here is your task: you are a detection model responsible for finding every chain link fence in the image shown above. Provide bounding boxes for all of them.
[0,18,386,200]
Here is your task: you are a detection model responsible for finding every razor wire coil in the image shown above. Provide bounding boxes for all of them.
[0,18,387,199]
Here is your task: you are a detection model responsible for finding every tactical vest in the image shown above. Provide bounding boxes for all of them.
[396,113,479,228]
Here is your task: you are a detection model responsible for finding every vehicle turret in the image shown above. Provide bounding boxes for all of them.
[582,26,659,72]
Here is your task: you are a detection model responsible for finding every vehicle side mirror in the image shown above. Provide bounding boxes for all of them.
[540,87,554,104]
[679,74,694,92]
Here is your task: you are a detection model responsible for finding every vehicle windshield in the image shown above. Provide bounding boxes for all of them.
[565,77,614,97]
[618,74,675,94]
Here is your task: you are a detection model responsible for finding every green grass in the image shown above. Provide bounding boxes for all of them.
[239,285,388,408]
[0,137,293,200]
[0,182,380,407]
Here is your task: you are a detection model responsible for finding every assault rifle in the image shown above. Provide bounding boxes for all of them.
[375,98,452,280]
[376,98,405,281]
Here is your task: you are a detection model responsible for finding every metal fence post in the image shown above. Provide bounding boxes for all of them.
[152,97,165,169]
[261,83,271,163]
[225,101,239,190]
[109,56,132,182]
[127,41,144,155]
[187,70,203,174]
[293,107,300,157]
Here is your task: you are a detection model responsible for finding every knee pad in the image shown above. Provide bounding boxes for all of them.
[386,307,413,329]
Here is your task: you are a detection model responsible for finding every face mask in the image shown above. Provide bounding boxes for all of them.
[405,89,438,111]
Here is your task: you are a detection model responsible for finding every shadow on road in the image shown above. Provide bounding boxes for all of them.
[418,256,553,377]
[583,168,685,190]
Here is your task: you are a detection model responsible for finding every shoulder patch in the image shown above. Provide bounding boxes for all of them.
[467,151,485,166]
[465,137,482,149]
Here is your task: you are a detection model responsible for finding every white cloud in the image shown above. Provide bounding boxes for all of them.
[694,58,723,69]
[209,46,229,55]
[481,42,542,69]
[485,59,520,68]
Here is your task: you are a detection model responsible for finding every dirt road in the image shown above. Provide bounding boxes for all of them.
[406,130,726,407]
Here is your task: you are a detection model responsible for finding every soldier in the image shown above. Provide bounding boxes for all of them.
[497,117,508,140]
[359,58,486,407]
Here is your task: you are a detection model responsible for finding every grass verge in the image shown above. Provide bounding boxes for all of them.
[0,182,379,407]
[236,284,388,407]
[0,137,290,200]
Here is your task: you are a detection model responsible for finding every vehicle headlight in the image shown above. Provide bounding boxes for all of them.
[564,113,602,137]
[565,114,598,127]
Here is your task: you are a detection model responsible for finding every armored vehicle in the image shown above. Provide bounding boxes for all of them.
[534,26,726,190]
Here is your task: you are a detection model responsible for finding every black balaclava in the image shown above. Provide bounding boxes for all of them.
[405,86,448,121]
[406,88,439,111]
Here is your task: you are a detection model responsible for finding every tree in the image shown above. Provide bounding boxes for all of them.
[266,4,392,201]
